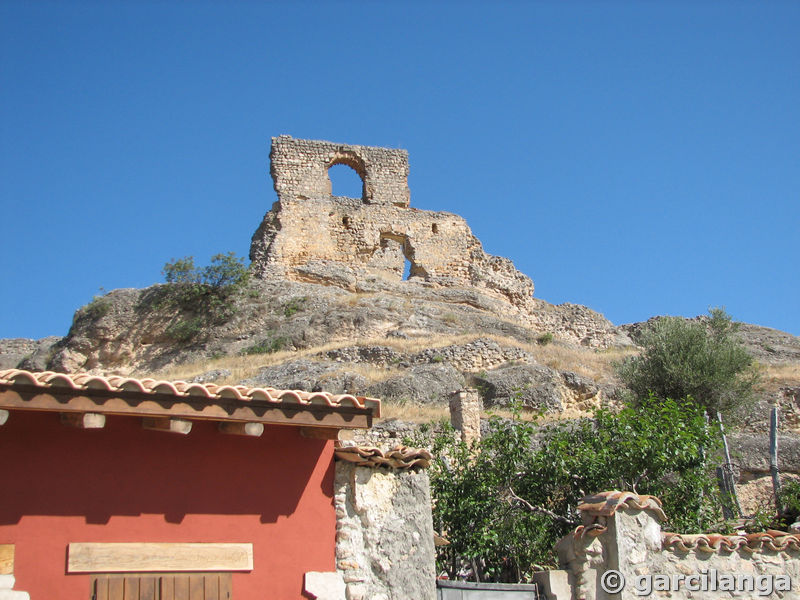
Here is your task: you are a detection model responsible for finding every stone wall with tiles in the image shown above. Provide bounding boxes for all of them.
[549,492,800,600]
[250,136,537,317]
[332,449,437,600]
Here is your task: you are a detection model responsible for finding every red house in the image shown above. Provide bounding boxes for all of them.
[0,368,380,599]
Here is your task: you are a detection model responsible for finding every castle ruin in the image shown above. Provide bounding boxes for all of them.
[249,136,536,313]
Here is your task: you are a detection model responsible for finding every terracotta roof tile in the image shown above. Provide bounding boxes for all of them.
[662,531,800,554]
[0,368,380,413]
[578,491,666,521]
[572,523,608,539]
[0,368,380,428]
[334,445,432,470]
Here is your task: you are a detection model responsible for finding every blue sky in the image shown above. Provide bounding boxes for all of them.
[1,1,798,339]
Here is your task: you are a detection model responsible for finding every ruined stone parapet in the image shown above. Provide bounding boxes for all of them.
[449,388,482,446]
[270,135,409,207]
[251,136,537,317]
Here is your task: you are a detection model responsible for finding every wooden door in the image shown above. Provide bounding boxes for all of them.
[91,573,232,600]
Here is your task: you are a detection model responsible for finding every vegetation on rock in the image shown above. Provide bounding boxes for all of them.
[617,307,759,416]
[158,252,250,344]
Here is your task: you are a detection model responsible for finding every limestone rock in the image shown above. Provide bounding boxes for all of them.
[242,359,367,395]
[470,364,565,411]
[728,432,800,474]
[0,336,60,370]
[365,364,465,405]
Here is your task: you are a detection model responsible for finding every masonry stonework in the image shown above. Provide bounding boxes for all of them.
[449,389,482,447]
[550,492,800,600]
[332,447,437,600]
[250,136,537,316]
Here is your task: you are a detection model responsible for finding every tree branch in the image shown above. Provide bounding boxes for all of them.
[507,487,580,527]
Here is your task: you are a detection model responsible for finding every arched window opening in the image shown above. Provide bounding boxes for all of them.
[328,163,364,199]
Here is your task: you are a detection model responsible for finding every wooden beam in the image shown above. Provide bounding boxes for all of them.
[300,427,341,440]
[0,387,374,430]
[61,412,106,429]
[0,409,8,426]
[67,543,253,573]
[218,421,264,437]
[0,545,13,575]
[142,417,192,435]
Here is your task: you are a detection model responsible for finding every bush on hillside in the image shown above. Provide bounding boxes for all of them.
[158,252,250,343]
[617,308,758,416]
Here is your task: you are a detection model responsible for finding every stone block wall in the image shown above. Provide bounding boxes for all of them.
[270,135,409,207]
[332,446,437,600]
[449,389,482,447]
[552,491,800,600]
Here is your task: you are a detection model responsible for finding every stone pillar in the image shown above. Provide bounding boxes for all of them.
[333,447,436,600]
[449,388,482,446]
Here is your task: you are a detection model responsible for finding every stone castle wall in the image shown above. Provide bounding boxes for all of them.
[250,136,537,314]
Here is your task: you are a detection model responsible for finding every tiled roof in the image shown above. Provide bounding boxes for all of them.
[0,368,380,429]
[572,523,609,539]
[578,491,666,521]
[572,490,800,555]
[334,445,432,470]
[662,531,800,554]
[0,369,380,411]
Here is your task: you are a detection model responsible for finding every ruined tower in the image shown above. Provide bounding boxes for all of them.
[249,136,536,312]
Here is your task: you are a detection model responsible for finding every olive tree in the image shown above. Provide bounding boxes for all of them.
[617,308,758,415]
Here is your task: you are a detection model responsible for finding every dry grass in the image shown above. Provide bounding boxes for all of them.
[379,400,589,424]
[761,362,800,386]
[141,332,638,393]
[532,343,637,384]
[335,291,388,308]
[380,401,450,422]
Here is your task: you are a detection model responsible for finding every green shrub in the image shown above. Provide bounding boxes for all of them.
[617,308,758,416]
[779,479,800,528]
[241,336,288,355]
[157,252,249,344]
[415,396,722,582]
[165,317,204,344]
[536,332,553,345]
[283,297,306,317]
[81,296,111,321]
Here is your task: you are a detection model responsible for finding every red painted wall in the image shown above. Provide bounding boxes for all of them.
[0,411,336,599]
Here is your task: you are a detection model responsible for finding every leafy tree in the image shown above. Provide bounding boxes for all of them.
[157,252,250,343]
[417,397,722,582]
[617,308,758,415]
[162,252,249,291]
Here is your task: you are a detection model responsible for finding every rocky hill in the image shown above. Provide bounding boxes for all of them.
[2,135,799,512]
